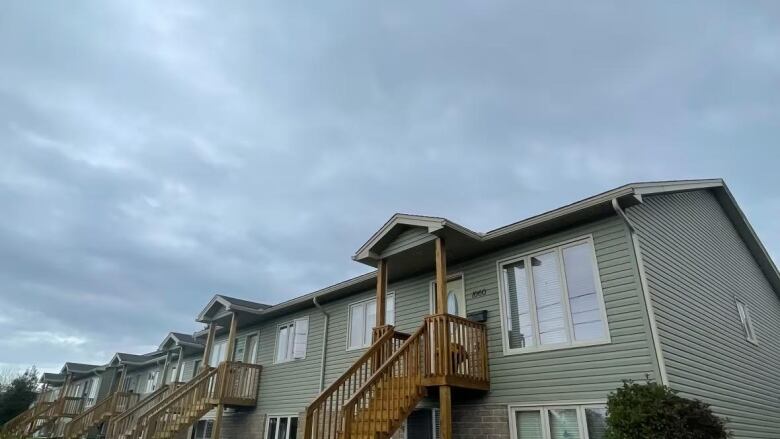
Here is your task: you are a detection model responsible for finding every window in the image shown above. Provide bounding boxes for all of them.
[499,238,609,353]
[266,415,298,439]
[191,420,213,439]
[511,404,606,439]
[736,299,758,344]
[192,360,202,378]
[348,293,395,350]
[125,376,138,393]
[275,317,309,363]
[169,364,178,384]
[88,376,100,399]
[405,408,440,439]
[209,340,227,367]
[243,334,259,363]
[145,370,160,393]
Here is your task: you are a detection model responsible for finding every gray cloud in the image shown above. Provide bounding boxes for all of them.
[0,0,778,371]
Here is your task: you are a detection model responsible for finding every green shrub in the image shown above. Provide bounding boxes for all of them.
[605,379,731,439]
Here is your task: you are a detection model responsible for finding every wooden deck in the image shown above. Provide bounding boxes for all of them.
[304,313,489,439]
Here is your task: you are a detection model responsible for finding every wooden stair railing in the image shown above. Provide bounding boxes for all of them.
[140,362,262,439]
[307,314,489,439]
[65,391,140,439]
[109,384,182,439]
[342,324,427,439]
[303,326,409,439]
[2,400,53,436]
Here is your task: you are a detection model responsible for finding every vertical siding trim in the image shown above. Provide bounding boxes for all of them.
[613,198,669,385]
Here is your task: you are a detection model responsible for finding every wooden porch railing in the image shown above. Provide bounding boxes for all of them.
[303,327,409,439]
[423,313,490,387]
[61,396,86,417]
[140,362,261,439]
[109,384,181,439]
[305,314,488,439]
[65,392,140,439]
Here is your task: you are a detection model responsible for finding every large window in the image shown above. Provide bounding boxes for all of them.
[275,317,309,363]
[736,299,758,344]
[511,404,607,439]
[499,238,608,353]
[266,415,298,439]
[348,293,395,350]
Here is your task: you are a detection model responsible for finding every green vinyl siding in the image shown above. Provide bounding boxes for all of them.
[626,190,780,438]
[380,227,433,258]
[456,216,658,404]
[255,309,323,414]
[244,215,657,417]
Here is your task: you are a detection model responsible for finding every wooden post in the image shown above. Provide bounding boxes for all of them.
[435,237,452,439]
[435,237,448,314]
[213,313,237,439]
[58,374,72,415]
[160,351,172,386]
[174,346,184,382]
[213,404,224,439]
[439,385,452,439]
[225,312,239,363]
[117,366,127,393]
[375,259,388,327]
[201,323,217,371]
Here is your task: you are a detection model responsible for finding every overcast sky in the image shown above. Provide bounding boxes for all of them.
[1,1,778,373]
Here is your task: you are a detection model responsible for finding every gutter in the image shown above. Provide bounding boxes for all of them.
[611,198,669,385]
[312,296,330,392]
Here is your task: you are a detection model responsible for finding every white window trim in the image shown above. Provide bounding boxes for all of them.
[507,401,607,439]
[209,340,227,367]
[346,292,396,351]
[735,299,759,345]
[264,414,299,439]
[274,316,309,364]
[496,235,611,356]
[428,273,466,314]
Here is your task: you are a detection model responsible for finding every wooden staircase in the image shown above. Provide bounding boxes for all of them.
[305,314,489,439]
[64,391,140,439]
[137,362,261,439]
[109,384,183,439]
[2,400,54,436]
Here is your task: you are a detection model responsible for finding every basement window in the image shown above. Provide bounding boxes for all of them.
[266,415,298,439]
[510,404,606,439]
[736,299,758,345]
[191,420,213,439]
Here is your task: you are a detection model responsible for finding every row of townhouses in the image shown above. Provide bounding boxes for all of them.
[4,179,779,439]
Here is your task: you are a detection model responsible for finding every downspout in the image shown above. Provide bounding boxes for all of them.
[612,198,669,385]
[312,296,329,392]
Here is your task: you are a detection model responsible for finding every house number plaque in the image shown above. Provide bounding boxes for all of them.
[471,288,487,298]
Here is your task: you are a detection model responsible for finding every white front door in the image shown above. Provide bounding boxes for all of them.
[431,276,466,317]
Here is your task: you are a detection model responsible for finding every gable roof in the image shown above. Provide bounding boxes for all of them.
[40,372,65,384]
[199,179,780,322]
[196,294,271,323]
[61,362,103,375]
[158,332,205,350]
